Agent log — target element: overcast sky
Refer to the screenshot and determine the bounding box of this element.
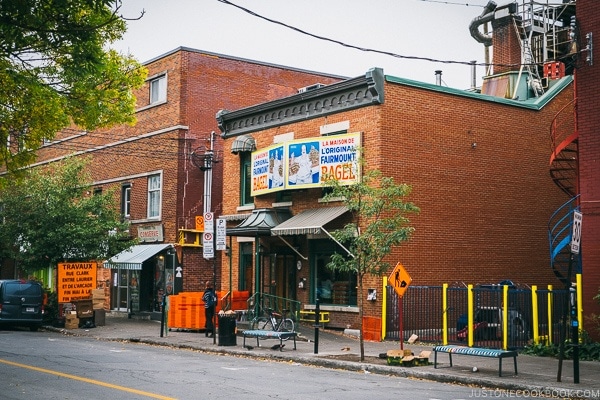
[112,0,498,89]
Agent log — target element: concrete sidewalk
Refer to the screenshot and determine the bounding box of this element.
[47,314,600,398]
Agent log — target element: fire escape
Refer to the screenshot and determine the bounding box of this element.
[520,0,583,285]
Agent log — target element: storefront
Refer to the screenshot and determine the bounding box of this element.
[103,244,178,315]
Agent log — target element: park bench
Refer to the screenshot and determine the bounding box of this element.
[242,330,297,351]
[433,345,518,377]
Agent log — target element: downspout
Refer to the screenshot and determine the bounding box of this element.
[469,0,497,47]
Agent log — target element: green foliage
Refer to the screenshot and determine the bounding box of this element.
[0,157,137,273]
[323,169,420,279]
[0,0,147,173]
[522,331,600,361]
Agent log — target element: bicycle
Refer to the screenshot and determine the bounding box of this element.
[250,307,295,337]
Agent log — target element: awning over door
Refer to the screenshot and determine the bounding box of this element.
[271,206,348,236]
[227,208,291,237]
[103,244,173,270]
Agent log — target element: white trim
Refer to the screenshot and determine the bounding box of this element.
[12,126,188,172]
[320,121,350,135]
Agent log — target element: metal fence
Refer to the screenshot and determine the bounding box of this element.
[385,283,574,350]
[246,292,301,322]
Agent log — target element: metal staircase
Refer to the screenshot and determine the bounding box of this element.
[548,90,580,285]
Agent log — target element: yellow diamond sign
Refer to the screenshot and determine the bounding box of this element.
[389,262,412,298]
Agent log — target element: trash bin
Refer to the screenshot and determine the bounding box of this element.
[218,314,237,346]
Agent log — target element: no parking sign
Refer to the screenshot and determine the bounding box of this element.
[571,211,583,254]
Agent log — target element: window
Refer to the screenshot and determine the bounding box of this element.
[312,241,357,306]
[121,184,131,219]
[150,75,167,104]
[147,174,161,219]
[240,153,253,206]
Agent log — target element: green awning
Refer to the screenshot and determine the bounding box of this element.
[103,244,173,270]
[271,206,348,236]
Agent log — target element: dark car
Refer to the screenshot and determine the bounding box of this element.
[0,280,45,331]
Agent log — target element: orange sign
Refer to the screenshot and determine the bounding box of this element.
[388,262,412,298]
[57,262,97,303]
[195,215,204,231]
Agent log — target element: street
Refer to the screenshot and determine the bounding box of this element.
[0,328,477,400]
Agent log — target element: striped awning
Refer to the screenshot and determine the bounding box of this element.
[231,135,256,154]
[103,244,173,270]
[227,208,291,237]
[271,206,348,236]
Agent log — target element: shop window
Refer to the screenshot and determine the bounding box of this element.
[312,242,356,306]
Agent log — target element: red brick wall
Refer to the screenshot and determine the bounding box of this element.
[492,15,522,75]
[575,0,600,338]
[380,83,572,288]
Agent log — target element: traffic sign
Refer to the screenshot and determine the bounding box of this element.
[195,215,204,231]
[388,262,412,298]
[571,211,583,254]
[204,212,214,233]
[216,218,226,250]
[203,232,214,259]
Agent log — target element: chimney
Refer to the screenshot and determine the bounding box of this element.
[491,7,522,75]
[435,70,442,86]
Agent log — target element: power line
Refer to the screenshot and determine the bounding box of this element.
[215,0,552,69]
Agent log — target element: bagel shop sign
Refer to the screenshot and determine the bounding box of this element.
[57,262,97,303]
[250,132,361,196]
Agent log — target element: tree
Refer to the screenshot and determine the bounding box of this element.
[0,0,147,173]
[0,157,136,274]
[324,169,419,361]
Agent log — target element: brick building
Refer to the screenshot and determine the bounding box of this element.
[216,4,578,330]
[22,47,343,316]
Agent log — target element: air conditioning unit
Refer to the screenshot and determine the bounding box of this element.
[297,83,326,93]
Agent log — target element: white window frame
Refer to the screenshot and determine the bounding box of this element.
[149,74,167,104]
[147,174,162,219]
[122,184,131,219]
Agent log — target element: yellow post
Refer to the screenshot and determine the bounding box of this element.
[382,276,388,341]
[547,285,553,344]
[467,284,474,347]
[532,285,539,343]
[577,273,583,336]
[443,283,448,345]
[502,285,509,350]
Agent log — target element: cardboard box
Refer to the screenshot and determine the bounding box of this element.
[75,300,94,317]
[65,317,79,329]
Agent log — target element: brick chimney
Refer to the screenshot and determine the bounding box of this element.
[491,13,522,75]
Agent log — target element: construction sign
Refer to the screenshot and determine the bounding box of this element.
[388,262,412,298]
[57,262,97,303]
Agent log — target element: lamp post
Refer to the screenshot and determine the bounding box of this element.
[192,131,220,344]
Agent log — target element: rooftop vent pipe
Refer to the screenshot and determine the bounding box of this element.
[469,0,497,47]
[435,70,442,86]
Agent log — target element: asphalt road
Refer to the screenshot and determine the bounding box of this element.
[0,328,482,400]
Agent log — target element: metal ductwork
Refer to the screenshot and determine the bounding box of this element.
[469,0,497,47]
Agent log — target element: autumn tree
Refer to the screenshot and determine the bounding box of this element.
[0,0,146,173]
[324,169,419,361]
[0,157,136,274]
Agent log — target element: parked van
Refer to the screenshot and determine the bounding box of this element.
[0,280,44,331]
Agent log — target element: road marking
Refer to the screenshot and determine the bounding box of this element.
[0,358,177,400]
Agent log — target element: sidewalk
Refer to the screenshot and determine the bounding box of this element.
[47,314,600,397]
